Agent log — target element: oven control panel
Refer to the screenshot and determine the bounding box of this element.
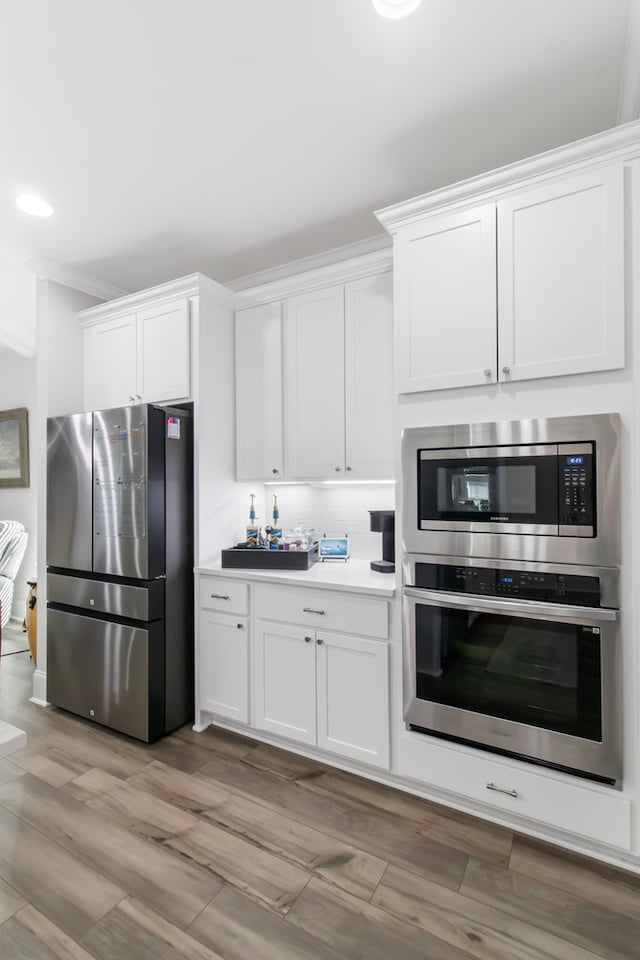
[559,448,595,530]
[415,562,601,606]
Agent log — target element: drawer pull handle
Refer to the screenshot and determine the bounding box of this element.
[486,782,518,799]
[210,594,230,601]
[303,607,325,615]
[304,636,312,643]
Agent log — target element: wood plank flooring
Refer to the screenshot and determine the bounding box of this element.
[1,622,639,959]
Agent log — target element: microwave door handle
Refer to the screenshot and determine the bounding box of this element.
[402,587,618,623]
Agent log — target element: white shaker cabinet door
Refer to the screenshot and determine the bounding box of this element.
[253,620,316,745]
[137,298,191,404]
[316,631,389,769]
[84,314,137,411]
[198,611,249,723]
[497,167,625,382]
[395,205,498,393]
[284,286,345,479]
[344,272,394,478]
[235,302,284,481]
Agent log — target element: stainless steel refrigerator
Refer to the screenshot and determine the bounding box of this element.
[46,404,193,742]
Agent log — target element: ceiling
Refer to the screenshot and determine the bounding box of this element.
[0,0,638,351]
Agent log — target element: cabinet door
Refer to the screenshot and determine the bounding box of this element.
[235,302,284,481]
[198,611,249,723]
[497,167,624,382]
[84,314,137,410]
[395,205,498,392]
[254,620,316,744]
[316,632,389,769]
[344,273,394,478]
[137,298,191,403]
[284,287,345,478]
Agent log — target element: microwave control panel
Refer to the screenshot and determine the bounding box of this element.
[414,562,601,606]
[559,446,595,531]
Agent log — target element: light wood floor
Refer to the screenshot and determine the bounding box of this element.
[0,622,639,959]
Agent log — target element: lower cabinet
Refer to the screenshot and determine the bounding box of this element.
[254,619,390,768]
[199,610,249,724]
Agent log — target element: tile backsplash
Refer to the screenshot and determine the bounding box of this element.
[262,483,395,560]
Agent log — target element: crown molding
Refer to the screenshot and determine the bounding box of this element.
[77,272,238,325]
[26,258,128,301]
[232,242,393,309]
[375,119,640,232]
[617,0,640,123]
[0,317,35,357]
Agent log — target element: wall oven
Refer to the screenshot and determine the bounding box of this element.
[402,414,620,567]
[403,555,621,785]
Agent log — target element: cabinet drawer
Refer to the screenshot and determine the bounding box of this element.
[397,732,631,850]
[199,577,248,615]
[253,584,388,639]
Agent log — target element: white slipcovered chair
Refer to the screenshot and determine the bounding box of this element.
[0,521,28,628]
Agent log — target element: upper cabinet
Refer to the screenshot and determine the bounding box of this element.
[82,296,191,410]
[384,164,625,394]
[235,301,284,481]
[235,266,394,482]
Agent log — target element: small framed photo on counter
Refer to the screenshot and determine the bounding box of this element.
[318,536,349,562]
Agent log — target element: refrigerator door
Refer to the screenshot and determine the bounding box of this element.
[47,608,164,741]
[47,413,93,571]
[93,405,165,579]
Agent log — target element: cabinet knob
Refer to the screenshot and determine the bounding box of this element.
[236,623,244,630]
[272,468,279,474]
[502,366,511,375]
[304,635,312,643]
[483,369,492,377]
[346,466,352,472]
[128,395,135,403]
[335,466,341,472]
[316,638,324,645]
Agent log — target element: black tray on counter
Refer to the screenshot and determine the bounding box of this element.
[221,543,319,570]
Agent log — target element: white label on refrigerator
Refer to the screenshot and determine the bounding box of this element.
[167,416,181,440]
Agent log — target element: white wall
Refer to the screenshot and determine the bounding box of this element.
[0,349,37,617]
[262,482,395,560]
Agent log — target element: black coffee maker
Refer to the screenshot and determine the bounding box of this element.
[369,510,395,573]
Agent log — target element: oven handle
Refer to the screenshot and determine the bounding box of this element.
[403,587,618,622]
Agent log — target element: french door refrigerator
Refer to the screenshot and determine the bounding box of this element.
[46,404,193,742]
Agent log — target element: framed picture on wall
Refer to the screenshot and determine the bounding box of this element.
[0,407,29,488]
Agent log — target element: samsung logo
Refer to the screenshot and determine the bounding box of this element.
[490,516,509,521]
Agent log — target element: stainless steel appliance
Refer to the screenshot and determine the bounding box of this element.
[46,404,193,742]
[401,414,622,785]
[401,414,620,567]
[402,555,621,784]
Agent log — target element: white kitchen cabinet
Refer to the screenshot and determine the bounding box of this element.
[136,299,191,404]
[199,610,249,724]
[253,620,317,744]
[316,630,389,768]
[391,166,625,393]
[345,273,394,477]
[253,619,389,767]
[235,302,284,481]
[83,297,190,410]
[497,167,624,382]
[282,274,394,479]
[84,314,138,410]
[394,206,498,393]
[284,286,346,478]
[252,582,390,768]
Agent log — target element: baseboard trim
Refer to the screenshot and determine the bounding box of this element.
[30,669,49,706]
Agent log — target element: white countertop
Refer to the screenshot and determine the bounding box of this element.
[196,558,397,598]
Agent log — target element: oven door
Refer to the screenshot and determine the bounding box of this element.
[418,444,560,535]
[403,587,620,783]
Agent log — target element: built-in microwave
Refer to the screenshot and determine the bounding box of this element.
[402,414,620,567]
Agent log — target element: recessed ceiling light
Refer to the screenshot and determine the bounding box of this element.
[372,0,422,18]
[16,194,53,217]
